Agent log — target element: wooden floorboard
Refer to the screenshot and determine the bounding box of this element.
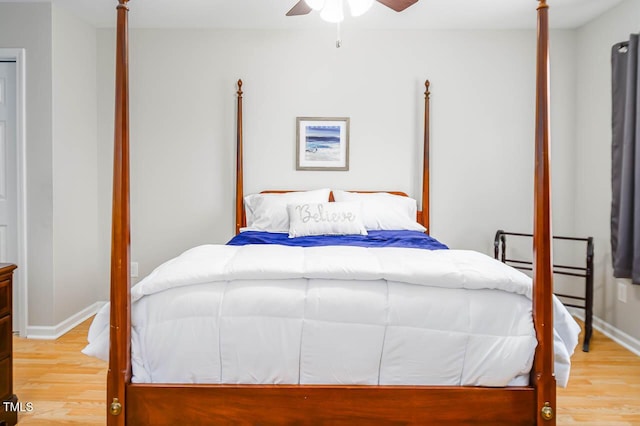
[11,318,640,425]
[13,318,106,425]
[556,321,640,425]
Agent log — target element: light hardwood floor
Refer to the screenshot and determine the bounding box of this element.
[10,318,640,425]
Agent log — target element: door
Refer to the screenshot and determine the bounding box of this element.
[0,62,18,330]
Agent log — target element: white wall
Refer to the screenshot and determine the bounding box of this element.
[52,5,101,325]
[0,3,102,333]
[0,3,54,327]
[96,27,577,285]
[575,0,640,342]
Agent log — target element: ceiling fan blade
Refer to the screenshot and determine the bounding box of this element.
[376,0,418,12]
[286,0,313,16]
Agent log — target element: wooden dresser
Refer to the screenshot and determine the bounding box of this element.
[0,264,17,426]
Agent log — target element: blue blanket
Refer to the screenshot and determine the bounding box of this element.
[227,230,448,250]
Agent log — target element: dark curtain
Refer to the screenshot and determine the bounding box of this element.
[611,34,640,285]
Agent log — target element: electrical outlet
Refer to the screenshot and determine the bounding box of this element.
[131,262,139,278]
[617,281,627,303]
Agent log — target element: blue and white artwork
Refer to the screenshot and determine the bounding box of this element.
[304,125,341,161]
[297,117,349,170]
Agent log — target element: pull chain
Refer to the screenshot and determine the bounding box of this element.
[336,22,342,48]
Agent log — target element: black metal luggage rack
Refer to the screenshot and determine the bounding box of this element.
[493,230,594,352]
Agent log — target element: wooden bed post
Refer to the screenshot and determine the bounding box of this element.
[107,1,131,425]
[235,79,244,235]
[532,0,556,424]
[423,80,430,233]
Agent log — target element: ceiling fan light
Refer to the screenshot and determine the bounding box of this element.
[347,0,373,17]
[320,0,344,23]
[305,0,325,11]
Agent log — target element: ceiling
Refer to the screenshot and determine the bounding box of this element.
[6,0,626,30]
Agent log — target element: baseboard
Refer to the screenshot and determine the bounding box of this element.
[568,307,640,357]
[26,301,107,340]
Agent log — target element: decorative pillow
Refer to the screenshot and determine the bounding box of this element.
[243,189,331,233]
[332,190,427,232]
[287,202,368,238]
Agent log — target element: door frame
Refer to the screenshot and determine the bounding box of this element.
[0,48,27,337]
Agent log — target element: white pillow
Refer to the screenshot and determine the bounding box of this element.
[287,202,368,238]
[332,190,426,232]
[243,189,331,233]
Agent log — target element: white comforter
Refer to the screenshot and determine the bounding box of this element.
[83,244,580,387]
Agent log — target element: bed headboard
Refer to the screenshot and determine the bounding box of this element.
[234,80,431,235]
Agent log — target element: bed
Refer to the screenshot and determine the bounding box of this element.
[97,0,572,424]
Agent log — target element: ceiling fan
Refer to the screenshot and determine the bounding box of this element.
[286,0,419,21]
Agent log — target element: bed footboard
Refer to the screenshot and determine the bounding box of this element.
[126,384,536,426]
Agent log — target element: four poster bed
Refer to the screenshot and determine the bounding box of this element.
[96,0,576,424]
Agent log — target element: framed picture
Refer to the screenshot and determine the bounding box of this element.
[296,117,349,171]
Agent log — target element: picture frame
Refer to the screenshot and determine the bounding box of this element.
[296,117,350,171]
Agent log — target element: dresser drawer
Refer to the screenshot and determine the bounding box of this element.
[0,280,9,319]
[0,316,9,361]
[0,356,10,401]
